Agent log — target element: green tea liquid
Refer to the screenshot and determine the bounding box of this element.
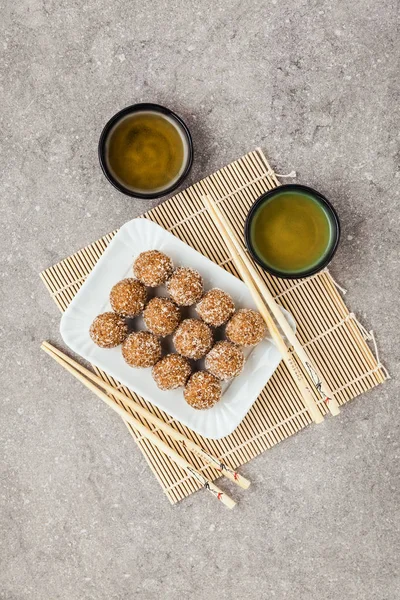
[249,190,333,274]
[106,112,186,193]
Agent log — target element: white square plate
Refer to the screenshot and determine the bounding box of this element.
[60,218,295,439]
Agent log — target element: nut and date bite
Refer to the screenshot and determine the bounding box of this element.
[167,267,203,306]
[152,354,192,390]
[205,341,245,380]
[89,312,128,348]
[184,371,222,410]
[173,318,213,360]
[143,297,181,337]
[196,288,235,327]
[122,331,162,368]
[110,278,147,317]
[226,308,266,347]
[133,250,173,287]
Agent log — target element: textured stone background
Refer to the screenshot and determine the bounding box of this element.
[1,1,399,598]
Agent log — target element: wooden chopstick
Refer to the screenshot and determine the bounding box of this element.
[41,341,249,490]
[202,195,324,424]
[41,343,237,509]
[203,196,340,416]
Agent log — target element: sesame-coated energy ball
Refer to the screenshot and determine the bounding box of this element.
[89,312,128,348]
[110,278,147,317]
[184,371,222,410]
[196,288,235,327]
[152,354,192,390]
[122,331,161,368]
[143,297,181,337]
[226,308,266,347]
[173,318,213,360]
[205,341,245,380]
[167,267,203,306]
[133,250,173,287]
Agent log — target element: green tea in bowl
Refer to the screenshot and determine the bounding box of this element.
[245,185,340,279]
[98,103,193,199]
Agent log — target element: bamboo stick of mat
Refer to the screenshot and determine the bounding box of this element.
[203,196,340,417]
[202,194,324,425]
[42,341,250,490]
[41,343,236,509]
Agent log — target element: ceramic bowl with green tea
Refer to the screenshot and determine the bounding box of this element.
[98,103,193,199]
[245,184,340,279]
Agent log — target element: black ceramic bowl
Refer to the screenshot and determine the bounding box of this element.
[245,184,340,279]
[98,103,193,199]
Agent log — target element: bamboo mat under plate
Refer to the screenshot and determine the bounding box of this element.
[40,149,389,504]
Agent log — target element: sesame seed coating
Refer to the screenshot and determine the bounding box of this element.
[184,371,222,410]
[89,312,128,348]
[196,288,235,327]
[173,318,213,360]
[133,250,173,287]
[167,267,203,306]
[122,331,162,368]
[110,278,147,317]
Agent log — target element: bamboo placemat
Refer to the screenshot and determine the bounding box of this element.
[40,149,389,504]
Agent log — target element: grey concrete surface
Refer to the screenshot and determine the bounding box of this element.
[1,0,399,598]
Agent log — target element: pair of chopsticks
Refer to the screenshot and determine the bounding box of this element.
[41,341,250,509]
[202,194,340,424]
